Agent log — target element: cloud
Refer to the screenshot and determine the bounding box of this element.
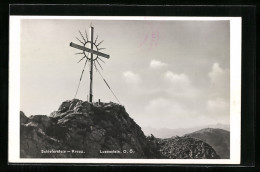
[142,97,202,128]
[209,63,226,83]
[208,62,229,98]
[206,63,230,122]
[164,71,190,85]
[207,98,229,110]
[163,71,201,100]
[122,71,141,84]
[145,98,184,115]
[207,97,229,121]
[150,59,168,69]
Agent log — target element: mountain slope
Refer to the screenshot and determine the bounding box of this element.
[147,135,220,159]
[185,128,230,159]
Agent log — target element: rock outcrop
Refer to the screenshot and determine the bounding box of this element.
[20,99,160,158]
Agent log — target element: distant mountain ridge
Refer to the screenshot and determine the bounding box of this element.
[142,123,230,138]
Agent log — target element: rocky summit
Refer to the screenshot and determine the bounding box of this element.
[20,99,220,159]
[20,99,160,158]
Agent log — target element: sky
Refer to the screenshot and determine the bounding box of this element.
[20,18,230,129]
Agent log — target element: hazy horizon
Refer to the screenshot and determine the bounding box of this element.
[20,18,230,129]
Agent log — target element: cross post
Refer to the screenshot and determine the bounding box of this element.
[89,26,94,102]
[70,26,110,103]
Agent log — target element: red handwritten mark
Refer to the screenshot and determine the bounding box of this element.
[148,30,160,50]
[140,30,159,51]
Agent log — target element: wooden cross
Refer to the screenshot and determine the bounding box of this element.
[70,26,110,103]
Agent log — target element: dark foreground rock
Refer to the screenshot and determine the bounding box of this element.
[20,99,160,158]
[147,135,220,159]
[20,99,220,159]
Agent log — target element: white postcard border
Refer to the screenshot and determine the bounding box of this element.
[9,16,241,164]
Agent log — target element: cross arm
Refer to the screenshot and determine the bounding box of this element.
[70,42,110,59]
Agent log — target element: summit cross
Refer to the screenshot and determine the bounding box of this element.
[70,26,110,102]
